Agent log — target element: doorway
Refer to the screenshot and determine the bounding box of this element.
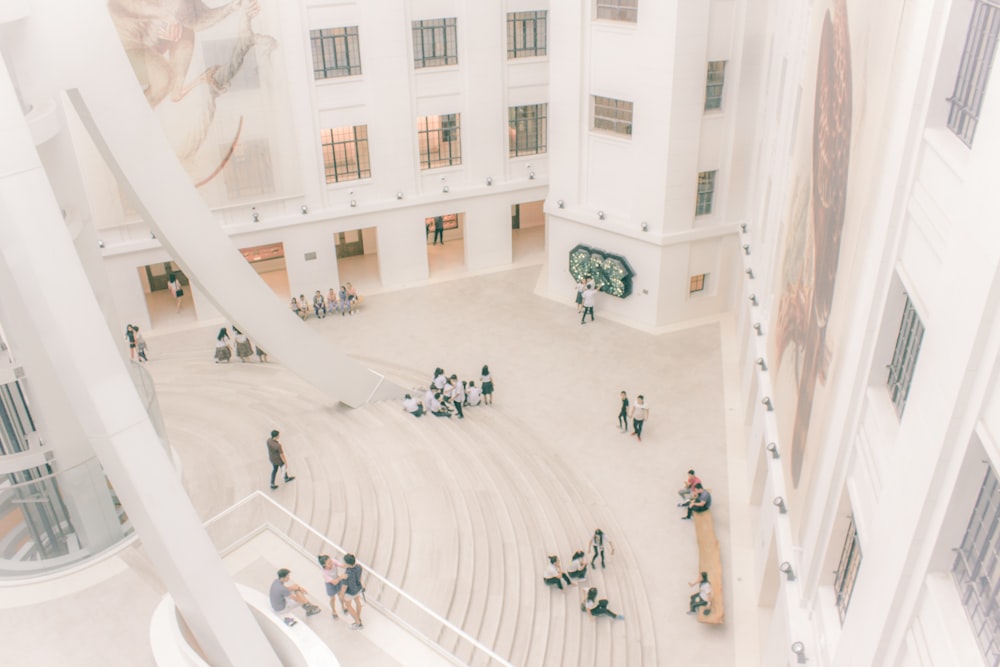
[142,261,193,329]
[424,213,466,278]
[335,227,380,293]
[240,242,289,299]
[512,200,545,264]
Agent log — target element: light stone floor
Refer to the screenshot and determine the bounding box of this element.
[0,241,759,666]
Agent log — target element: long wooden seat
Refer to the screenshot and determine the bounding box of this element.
[692,509,725,625]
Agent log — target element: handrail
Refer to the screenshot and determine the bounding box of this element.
[203,491,514,667]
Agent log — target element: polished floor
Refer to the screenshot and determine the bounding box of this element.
[0,246,757,666]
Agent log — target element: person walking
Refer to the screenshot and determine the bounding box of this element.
[342,553,365,629]
[480,365,494,405]
[575,278,585,313]
[266,430,296,490]
[125,324,137,361]
[580,283,597,324]
[617,390,630,432]
[134,326,149,362]
[214,328,232,363]
[630,395,649,442]
[233,326,253,362]
[167,273,184,312]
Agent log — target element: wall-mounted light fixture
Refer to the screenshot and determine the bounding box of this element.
[773,496,787,514]
[396,191,404,200]
[598,210,606,220]
[779,562,797,581]
[756,357,767,371]
[753,322,763,336]
[251,207,259,222]
[791,642,807,664]
[350,199,358,207]
[749,294,758,306]
[740,223,748,233]
[98,240,105,248]
[486,176,493,186]
[441,178,448,194]
[150,231,156,239]
[762,396,774,411]
[301,204,309,215]
[557,199,565,209]
[529,171,536,180]
[746,268,754,279]
[743,244,751,255]
[641,221,649,232]
[442,185,449,194]
[766,442,780,459]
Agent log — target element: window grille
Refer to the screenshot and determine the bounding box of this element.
[592,95,633,136]
[320,126,372,184]
[310,27,362,79]
[596,0,638,23]
[948,1,1000,146]
[886,294,924,418]
[507,11,547,58]
[417,114,462,169]
[834,516,862,624]
[689,274,707,293]
[695,170,717,216]
[705,61,727,111]
[953,465,1000,667]
[413,18,458,69]
[508,104,548,157]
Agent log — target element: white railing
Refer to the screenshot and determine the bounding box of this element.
[203,491,514,667]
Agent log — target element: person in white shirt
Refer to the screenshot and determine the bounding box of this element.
[466,381,482,406]
[429,393,451,418]
[581,587,624,620]
[448,374,465,419]
[580,282,597,324]
[688,571,712,616]
[402,394,424,418]
[567,550,588,582]
[630,395,650,442]
[542,555,572,590]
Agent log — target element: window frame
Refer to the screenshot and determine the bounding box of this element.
[417,114,462,170]
[595,0,639,23]
[320,125,372,184]
[591,95,634,137]
[507,11,547,59]
[689,274,707,294]
[947,0,1000,146]
[695,170,717,216]
[412,18,459,69]
[834,516,862,624]
[508,103,548,157]
[310,26,362,80]
[886,294,925,418]
[705,60,727,111]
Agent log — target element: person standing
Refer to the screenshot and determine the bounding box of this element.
[317,554,348,619]
[480,365,494,405]
[580,284,597,324]
[233,326,253,362]
[167,273,184,312]
[125,324,137,361]
[449,374,465,419]
[266,430,295,490]
[342,553,365,629]
[575,278,585,313]
[134,326,149,362]
[590,529,614,569]
[617,391,629,432]
[630,395,649,442]
[432,215,445,245]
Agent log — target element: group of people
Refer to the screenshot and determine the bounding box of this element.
[290,284,361,321]
[616,391,650,441]
[214,326,266,363]
[268,552,366,630]
[543,529,624,621]
[575,276,599,325]
[677,469,712,520]
[403,365,495,419]
[124,324,149,362]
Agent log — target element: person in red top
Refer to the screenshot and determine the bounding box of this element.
[677,470,701,504]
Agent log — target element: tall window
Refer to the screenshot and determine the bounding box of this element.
[689,274,707,294]
[509,104,548,157]
[695,170,717,216]
[417,114,462,169]
[320,126,371,184]
[834,517,862,624]
[595,0,638,23]
[705,61,727,110]
[948,1,1000,146]
[413,18,458,69]
[310,27,362,79]
[592,95,633,136]
[507,11,547,58]
[886,294,924,418]
[954,466,1000,666]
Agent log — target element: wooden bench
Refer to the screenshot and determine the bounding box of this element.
[692,509,725,625]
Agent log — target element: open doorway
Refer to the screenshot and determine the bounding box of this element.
[335,227,380,294]
[141,260,193,329]
[512,200,545,264]
[240,242,289,299]
[424,212,466,278]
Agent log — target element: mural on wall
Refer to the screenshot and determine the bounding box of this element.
[107,0,298,206]
[568,244,635,299]
[772,0,853,488]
